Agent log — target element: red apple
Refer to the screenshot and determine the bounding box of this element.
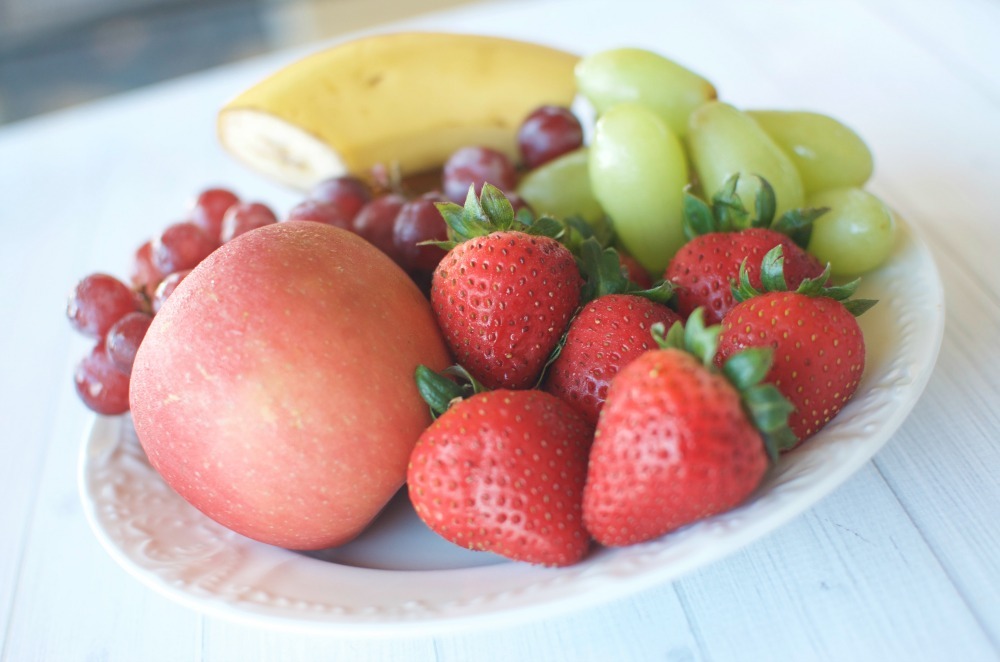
[129,221,451,550]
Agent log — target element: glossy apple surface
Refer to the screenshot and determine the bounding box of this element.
[130,221,451,550]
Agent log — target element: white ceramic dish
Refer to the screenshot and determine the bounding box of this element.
[79,217,944,636]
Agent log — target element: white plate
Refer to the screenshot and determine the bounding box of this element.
[79,216,944,636]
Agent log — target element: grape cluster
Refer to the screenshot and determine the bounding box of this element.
[279,103,587,288]
[282,175,441,290]
[441,104,584,205]
[572,47,894,279]
[67,189,279,414]
[66,103,589,415]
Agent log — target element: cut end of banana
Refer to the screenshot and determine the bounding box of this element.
[217,32,580,190]
[218,109,348,190]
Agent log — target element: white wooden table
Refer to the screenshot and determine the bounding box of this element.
[2,0,998,659]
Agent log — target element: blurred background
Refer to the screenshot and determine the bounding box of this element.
[0,0,482,125]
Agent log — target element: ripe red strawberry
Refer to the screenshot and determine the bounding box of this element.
[665,175,825,324]
[583,309,794,547]
[430,185,582,390]
[716,246,875,444]
[667,227,823,324]
[408,371,594,566]
[545,294,681,425]
[544,240,681,425]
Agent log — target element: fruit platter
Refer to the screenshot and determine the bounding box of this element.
[72,31,944,633]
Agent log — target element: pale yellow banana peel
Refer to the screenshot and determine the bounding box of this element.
[218,32,580,190]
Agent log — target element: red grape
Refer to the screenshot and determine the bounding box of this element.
[309,175,372,220]
[67,273,143,338]
[517,105,584,169]
[130,240,164,296]
[106,311,153,375]
[74,339,131,415]
[392,194,449,273]
[441,146,518,203]
[152,221,218,274]
[220,202,277,242]
[354,193,406,261]
[285,199,354,230]
[191,187,240,241]
[152,269,191,313]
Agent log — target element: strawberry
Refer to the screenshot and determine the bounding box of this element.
[665,175,826,324]
[716,245,876,444]
[429,185,582,390]
[544,293,680,425]
[545,240,681,425]
[408,366,594,566]
[583,309,795,547]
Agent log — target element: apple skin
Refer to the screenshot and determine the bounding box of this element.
[129,221,451,550]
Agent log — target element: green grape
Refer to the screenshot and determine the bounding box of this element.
[516,148,604,224]
[575,47,716,137]
[748,110,874,193]
[589,102,689,273]
[687,101,805,218]
[807,187,896,276]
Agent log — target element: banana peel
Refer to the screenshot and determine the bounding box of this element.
[218,32,580,190]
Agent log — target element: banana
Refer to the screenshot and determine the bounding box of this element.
[217,32,580,190]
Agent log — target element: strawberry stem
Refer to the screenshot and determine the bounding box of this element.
[650,308,797,460]
[651,317,681,350]
[721,347,772,389]
[685,308,721,366]
[683,174,827,248]
[562,215,616,252]
[479,184,516,229]
[741,383,798,459]
[771,206,827,247]
[713,174,749,232]
[753,177,777,228]
[733,245,878,316]
[721,346,796,457]
[433,184,566,249]
[650,308,719,367]
[414,364,488,418]
[578,237,674,303]
[682,187,716,239]
[442,364,488,392]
